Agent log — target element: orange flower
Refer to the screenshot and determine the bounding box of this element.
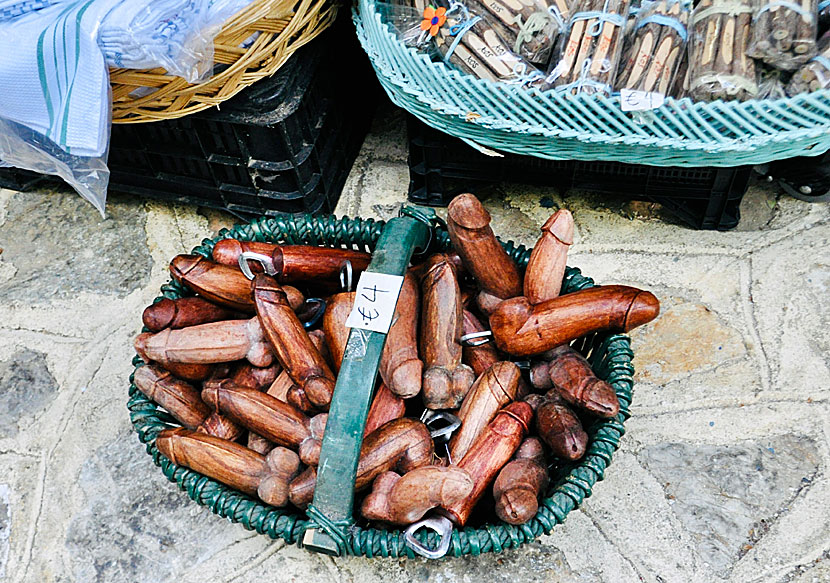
[420,6,447,37]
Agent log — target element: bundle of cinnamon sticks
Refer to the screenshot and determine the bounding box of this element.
[688,0,758,101]
[544,0,632,94]
[748,0,818,70]
[786,38,830,92]
[429,0,546,84]
[468,0,570,63]
[134,195,660,530]
[616,0,690,93]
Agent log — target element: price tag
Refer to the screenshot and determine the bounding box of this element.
[345,272,405,334]
[620,89,665,112]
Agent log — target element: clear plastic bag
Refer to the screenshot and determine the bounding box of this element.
[544,0,632,95]
[668,36,689,96]
[0,0,253,214]
[615,0,689,95]
[101,0,253,83]
[688,0,758,101]
[748,0,817,71]
[756,66,789,98]
[0,114,110,215]
[786,35,830,93]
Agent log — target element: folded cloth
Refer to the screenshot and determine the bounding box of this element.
[0,0,253,158]
[0,0,115,157]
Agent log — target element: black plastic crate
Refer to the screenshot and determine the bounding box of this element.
[0,22,379,217]
[407,116,754,230]
[766,150,830,202]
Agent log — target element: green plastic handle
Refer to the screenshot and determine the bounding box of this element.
[302,207,434,556]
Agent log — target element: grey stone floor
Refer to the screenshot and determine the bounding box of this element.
[0,104,828,583]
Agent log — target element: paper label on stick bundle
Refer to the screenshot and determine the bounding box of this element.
[620,88,666,110]
[346,272,405,334]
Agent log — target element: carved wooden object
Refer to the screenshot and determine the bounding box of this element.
[524,209,573,303]
[420,254,476,409]
[364,382,406,436]
[380,271,423,399]
[461,310,530,399]
[202,381,326,465]
[288,418,433,507]
[536,390,588,460]
[133,364,212,429]
[142,297,239,332]
[447,193,522,314]
[322,292,355,371]
[253,273,336,411]
[170,255,256,312]
[545,344,620,417]
[156,428,300,506]
[442,401,532,526]
[361,466,474,525]
[448,361,521,461]
[160,361,215,382]
[134,318,274,367]
[228,362,282,391]
[212,240,371,285]
[489,284,660,356]
[493,437,549,525]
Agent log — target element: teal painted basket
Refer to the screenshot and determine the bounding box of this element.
[127,214,635,557]
[353,0,830,167]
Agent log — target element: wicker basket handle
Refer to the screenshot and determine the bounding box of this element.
[301,207,436,556]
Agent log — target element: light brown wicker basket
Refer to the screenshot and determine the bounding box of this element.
[110,0,337,123]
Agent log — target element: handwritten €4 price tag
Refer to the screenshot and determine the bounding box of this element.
[345,272,405,334]
[620,89,665,112]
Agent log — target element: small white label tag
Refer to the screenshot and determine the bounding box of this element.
[345,272,405,334]
[620,89,665,112]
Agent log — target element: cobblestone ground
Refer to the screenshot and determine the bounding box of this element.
[0,104,828,583]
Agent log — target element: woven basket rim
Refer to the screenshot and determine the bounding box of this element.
[127,213,634,558]
[352,0,830,164]
[110,0,337,123]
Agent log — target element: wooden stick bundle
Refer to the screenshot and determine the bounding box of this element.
[467,0,570,63]
[786,42,830,93]
[435,6,545,84]
[616,0,690,93]
[748,0,818,70]
[688,0,758,101]
[545,0,631,94]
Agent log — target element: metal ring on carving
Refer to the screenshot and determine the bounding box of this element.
[339,260,353,292]
[420,410,462,443]
[460,330,493,347]
[404,515,453,559]
[238,251,278,280]
[298,298,326,330]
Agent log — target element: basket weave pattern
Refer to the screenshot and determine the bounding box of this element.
[127,214,635,557]
[353,0,830,167]
[110,0,337,123]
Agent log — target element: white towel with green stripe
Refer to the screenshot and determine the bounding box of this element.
[0,0,113,157]
[0,0,252,157]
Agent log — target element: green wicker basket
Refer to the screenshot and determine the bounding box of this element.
[353,0,830,167]
[127,213,635,557]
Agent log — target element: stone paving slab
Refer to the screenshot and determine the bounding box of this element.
[0,104,828,583]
